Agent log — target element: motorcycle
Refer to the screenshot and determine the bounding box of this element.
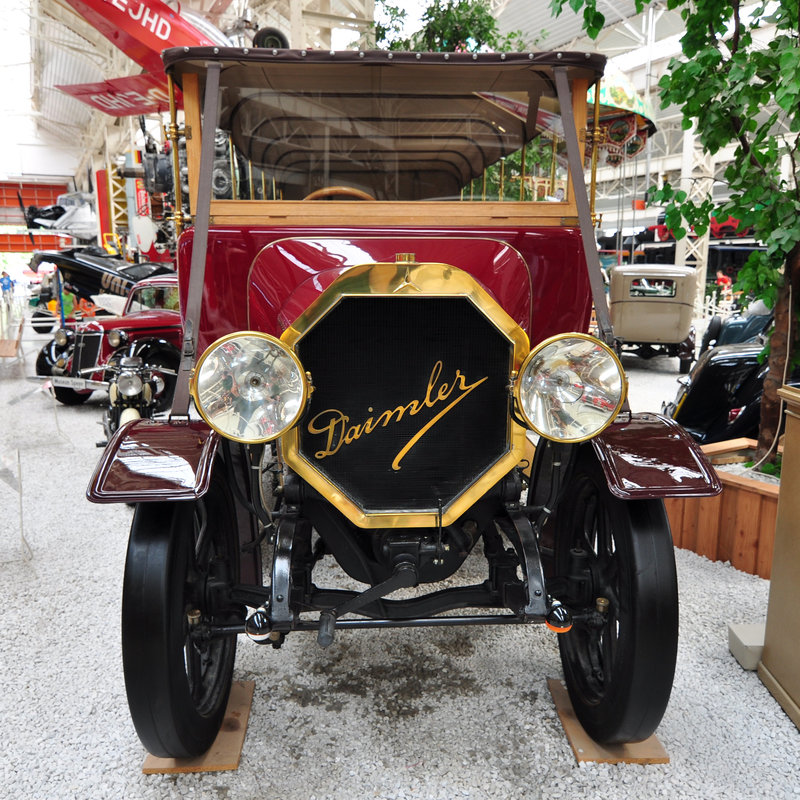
[100,344,178,443]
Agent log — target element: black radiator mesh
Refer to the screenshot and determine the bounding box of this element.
[73,332,103,375]
[295,296,512,513]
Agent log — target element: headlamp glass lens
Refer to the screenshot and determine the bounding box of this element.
[517,335,625,442]
[108,329,126,348]
[194,333,306,442]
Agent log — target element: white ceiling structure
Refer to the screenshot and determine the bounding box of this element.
[1,0,386,185]
[498,0,692,231]
[1,0,695,238]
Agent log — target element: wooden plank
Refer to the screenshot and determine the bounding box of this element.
[680,493,700,553]
[208,199,577,228]
[717,482,739,564]
[731,488,762,575]
[142,680,255,774]
[694,490,723,561]
[663,497,686,548]
[755,496,777,579]
[701,438,758,457]
[719,470,780,500]
[547,679,669,764]
[182,73,201,217]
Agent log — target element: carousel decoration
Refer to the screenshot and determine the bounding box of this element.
[587,64,656,167]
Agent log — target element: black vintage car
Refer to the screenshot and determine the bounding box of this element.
[87,47,720,760]
[29,246,173,333]
[699,299,773,354]
[664,340,800,443]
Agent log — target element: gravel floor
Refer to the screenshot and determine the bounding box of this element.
[1,320,798,800]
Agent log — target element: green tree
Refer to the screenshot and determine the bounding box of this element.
[552,0,800,463]
[371,0,527,52]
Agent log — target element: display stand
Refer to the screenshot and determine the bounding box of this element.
[142,680,255,774]
[547,679,669,764]
[0,319,23,360]
[757,386,800,730]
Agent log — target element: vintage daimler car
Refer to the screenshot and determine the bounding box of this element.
[38,274,181,407]
[87,47,721,759]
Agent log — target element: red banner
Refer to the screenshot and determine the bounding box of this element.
[56,73,180,116]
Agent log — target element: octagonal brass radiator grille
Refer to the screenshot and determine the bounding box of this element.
[293,295,514,516]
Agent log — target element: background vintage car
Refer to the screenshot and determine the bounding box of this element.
[665,339,800,443]
[699,298,773,354]
[609,263,697,373]
[28,246,173,333]
[36,274,182,406]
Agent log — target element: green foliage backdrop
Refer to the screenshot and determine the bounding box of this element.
[552,0,800,460]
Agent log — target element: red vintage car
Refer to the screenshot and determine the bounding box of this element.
[86,47,721,759]
[38,274,181,406]
[651,212,752,242]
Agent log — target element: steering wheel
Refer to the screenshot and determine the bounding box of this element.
[303,186,375,201]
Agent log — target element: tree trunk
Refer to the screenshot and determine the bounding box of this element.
[755,243,800,462]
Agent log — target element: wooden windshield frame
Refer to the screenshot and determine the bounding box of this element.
[167,48,603,227]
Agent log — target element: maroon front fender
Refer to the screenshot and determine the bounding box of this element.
[87,419,220,503]
[592,412,722,500]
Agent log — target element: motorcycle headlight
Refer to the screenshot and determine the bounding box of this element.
[107,329,128,348]
[117,371,144,397]
[54,328,70,346]
[191,332,308,443]
[515,333,626,442]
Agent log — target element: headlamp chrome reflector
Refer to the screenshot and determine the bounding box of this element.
[117,371,144,397]
[54,328,70,346]
[191,332,308,443]
[515,333,626,442]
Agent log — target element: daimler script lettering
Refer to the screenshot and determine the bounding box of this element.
[307,361,487,471]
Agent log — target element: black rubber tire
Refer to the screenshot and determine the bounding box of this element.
[53,385,92,405]
[31,309,55,334]
[553,449,678,744]
[679,357,692,374]
[700,316,722,354]
[35,348,54,376]
[122,473,241,758]
[253,26,289,48]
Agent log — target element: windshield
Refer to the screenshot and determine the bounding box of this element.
[167,50,605,204]
[126,285,180,313]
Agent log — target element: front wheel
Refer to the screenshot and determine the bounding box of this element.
[53,385,92,405]
[700,316,722,354]
[121,472,242,757]
[552,449,678,744]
